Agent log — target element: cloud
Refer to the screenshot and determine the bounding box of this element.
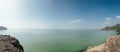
[116,16,120,19]
[105,17,112,21]
[68,19,83,24]
[58,19,84,29]
[104,21,110,25]
[103,16,120,27]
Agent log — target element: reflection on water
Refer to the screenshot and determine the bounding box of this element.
[0,29,117,52]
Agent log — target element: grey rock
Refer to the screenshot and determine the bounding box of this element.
[0,35,24,52]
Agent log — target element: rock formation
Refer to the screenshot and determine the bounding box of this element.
[0,35,24,52]
[0,26,7,30]
[85,35,120,52]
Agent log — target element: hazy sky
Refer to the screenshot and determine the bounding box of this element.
[1,0,120,29]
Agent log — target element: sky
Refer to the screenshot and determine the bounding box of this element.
[0,0,120,29]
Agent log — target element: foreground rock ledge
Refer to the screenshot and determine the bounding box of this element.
[0,35,24,52]
[85,35,120,52]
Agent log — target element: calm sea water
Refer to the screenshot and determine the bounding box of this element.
[0,29,117,52]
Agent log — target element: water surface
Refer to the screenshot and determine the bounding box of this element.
[0,29,117,52]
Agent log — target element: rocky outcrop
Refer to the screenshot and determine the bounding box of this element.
[85,35,120,52]
[0,35,24,52]
[0,26,7,30]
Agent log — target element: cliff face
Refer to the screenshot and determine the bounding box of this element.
[0,35,24,52]
[85,35,120,52]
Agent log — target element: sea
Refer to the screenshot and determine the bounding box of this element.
[0,29,117,52]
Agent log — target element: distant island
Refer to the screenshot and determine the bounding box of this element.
[101,23,120,31]
[0,26,7,30]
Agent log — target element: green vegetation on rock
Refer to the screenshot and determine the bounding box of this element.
[102,23,120,31]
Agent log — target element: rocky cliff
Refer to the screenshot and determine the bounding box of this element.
[0,35,24,52]
[85,35,120,52]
